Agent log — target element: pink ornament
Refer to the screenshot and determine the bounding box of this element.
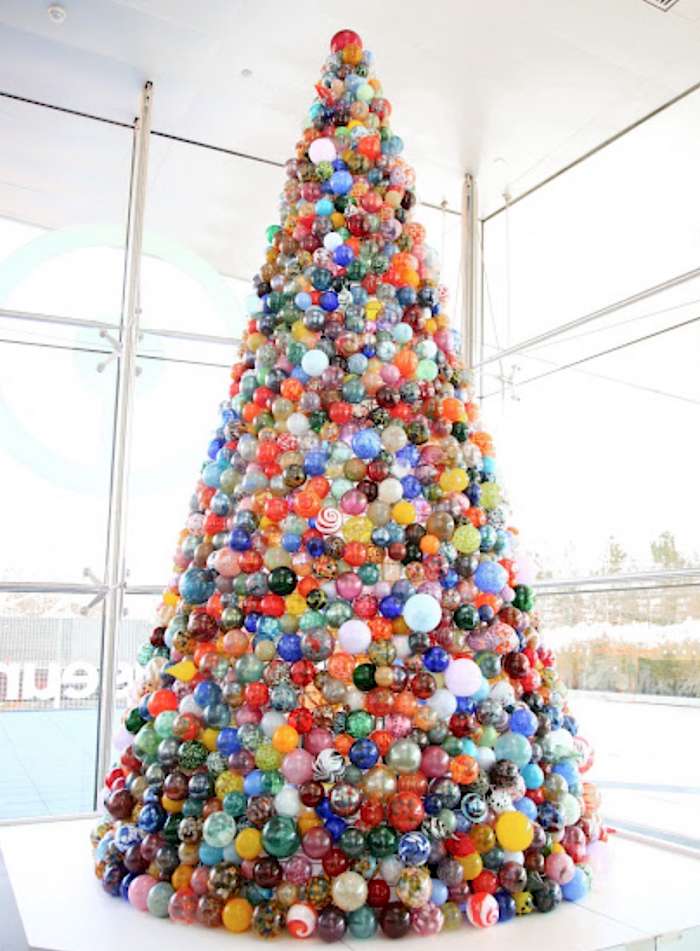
[444,658,482,697]
[410,902,444,936]
[190,865,211,895]
[380,364,401,385]
[385,713,412,737]
[212,548,240,577]
[284,854,313,885]
[420,745,450,778]
[304,727,334,756]
[281,748,314,784]
[340,489,367,515]
[237,705,262,725]
[302,826,332,859]
[545,851,575,885]
[338,619,371,654]
[127,874,156,911]
[336,572,363,600]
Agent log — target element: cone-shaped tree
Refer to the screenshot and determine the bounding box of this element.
[92,29,603,939]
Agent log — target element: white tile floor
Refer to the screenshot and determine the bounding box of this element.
[1,819,699,951]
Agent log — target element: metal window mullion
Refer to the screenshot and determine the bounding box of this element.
[460,173,479,370]
[94,82,153,802]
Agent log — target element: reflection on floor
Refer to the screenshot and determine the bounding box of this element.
[0,708,96,819]
[2,692,699,847]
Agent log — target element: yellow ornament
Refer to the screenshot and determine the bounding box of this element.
[166,659,196,682]
[453,524,481,554]
[458,851,483,880]
[439,468,469,493]
[342,515,373,543]
[215,770,244,799]
[200,728,220,752]
[223,897,253,933]
[495,811,534,852]
[235,827,262,861]
[391,501,416,525]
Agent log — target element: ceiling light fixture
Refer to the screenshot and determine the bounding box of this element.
[47,3,67,23]
[241,68,253,79]
[642,0,680,10]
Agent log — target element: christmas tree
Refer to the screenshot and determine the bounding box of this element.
[91,29,603,939]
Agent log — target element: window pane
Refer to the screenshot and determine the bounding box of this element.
[481,88,700,354]
[125,341,232,584]
[0,99,131,323]
[537,585,700,847]
[141,136,277,339]
[0,593,103,819]
[480,324,700,579]
[0,338,117,583]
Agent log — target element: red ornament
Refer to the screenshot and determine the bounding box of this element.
[330,29,363,53]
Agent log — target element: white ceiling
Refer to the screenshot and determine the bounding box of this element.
[1,0,700,280]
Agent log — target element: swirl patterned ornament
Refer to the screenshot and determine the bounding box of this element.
[89,26,604,942]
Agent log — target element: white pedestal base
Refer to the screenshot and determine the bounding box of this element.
[1,818,699,951]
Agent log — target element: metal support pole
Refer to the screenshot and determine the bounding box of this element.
[94,82,153,798]
[460,173,479,370]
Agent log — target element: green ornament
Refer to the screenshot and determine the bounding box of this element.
[147,881,173,917]
[476,651,501,678]
[223,791,247,817]
[353,663,376,692]
[340,827,366,858]
[162,813,183,845]
[454,604,479,630]
[357,563,380,585]
[513,584,535,612]
[182,798,203,818]
[366,824,398,858]
[124,707,145,734]
[178,740,209,770]
[261,816,300,858]
[347,906,377,939]
[346,710,375,739]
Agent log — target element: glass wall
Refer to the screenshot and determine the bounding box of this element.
[480,89,700,847]
[0,98,131,818]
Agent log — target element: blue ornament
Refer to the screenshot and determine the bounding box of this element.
[403,593,441,633]
[194,680,222,708]
[397,831,431,866]
[521,763,545,790]
[352,428,382,460]
[277,633,303,662]
[562,868,589,902]
[198,844,224,866]
[329,169,353,194]
[216,727,240,757]
[514,796,538,820]
[423,646,449,673]
[509,706,538,736]
[349,738,379,770]
[334,245,354,266]
[179,567,215,604]
[137,803,166,833]
[474,560,508,594]
[244,770,265,797]
[431,879,448,905]
[494,890,516,921]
